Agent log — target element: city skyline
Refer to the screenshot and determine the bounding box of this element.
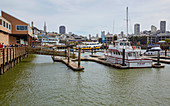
[0,0,170,36]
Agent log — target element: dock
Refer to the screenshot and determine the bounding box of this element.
[0,47,28,75]
[52,56,84,71]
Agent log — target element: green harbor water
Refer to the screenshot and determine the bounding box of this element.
[0,54,170,105]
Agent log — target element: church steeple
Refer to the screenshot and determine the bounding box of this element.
[44,21,47,33]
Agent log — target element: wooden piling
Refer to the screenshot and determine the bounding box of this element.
[165,49,167,56]
[157,50,160,65]
[68,47,70,64]
[73,48,75,59]
[78,48,81,68]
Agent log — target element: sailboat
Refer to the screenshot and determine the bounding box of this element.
[104,7,152,68]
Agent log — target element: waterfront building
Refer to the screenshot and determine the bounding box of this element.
[151,25,157,34]
[59,26,66,34]
[147,33,170,44]
[134,24,140,36]
[0,11,33,46]
[160,21,166,33]
[101,31,105,37]
[105,32,113,44]
[0,16,12,45]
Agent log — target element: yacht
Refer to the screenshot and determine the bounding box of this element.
[104,38,153,68]
[144,44,162,56]
[104,7,152,68]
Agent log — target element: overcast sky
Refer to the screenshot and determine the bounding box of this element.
[1,0,170,36]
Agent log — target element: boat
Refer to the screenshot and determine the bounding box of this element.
[104,7,152,68]
[144,44,162,56]
[76,42,102,50]
[104,38,153,68]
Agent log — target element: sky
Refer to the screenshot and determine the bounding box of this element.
[1,0,170,36]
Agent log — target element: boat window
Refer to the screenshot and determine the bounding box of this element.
[127,43,129,46]
[128,53,132,57]
[120,43,123,46]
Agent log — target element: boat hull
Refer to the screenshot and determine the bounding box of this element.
[105,55,152,68]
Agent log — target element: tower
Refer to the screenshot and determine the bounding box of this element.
[134,24,140,36]
[160,21,166,33]
[44,21,47,33]
[59,26,66,34]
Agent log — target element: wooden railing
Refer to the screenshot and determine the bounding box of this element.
[0,47,26,65]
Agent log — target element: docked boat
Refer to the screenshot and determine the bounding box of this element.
[104,7,152,68]
[104,38,153,68]
[144,44,162,56]
[76,42,102,50]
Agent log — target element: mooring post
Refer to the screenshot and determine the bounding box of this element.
[122,48,126,66]
[65,49,67,59]
[157,50,160,65]
[91,48,93,55]
[165,49,167,57]
[78,48,81,68]
[68,47,70,64]
[73,48,75,59]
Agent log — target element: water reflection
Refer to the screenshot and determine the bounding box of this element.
[0,55,170,105]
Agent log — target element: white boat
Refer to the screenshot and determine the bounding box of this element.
[104,7,152,69]
[104,38,153,68]
[144,44,163,56]
[76,42,102,50]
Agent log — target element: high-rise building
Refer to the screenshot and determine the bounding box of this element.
[44,22,47,32]
[160,21,166,33]
[59,26,66,34]
[151,25,157,33]
[134,24,140,35]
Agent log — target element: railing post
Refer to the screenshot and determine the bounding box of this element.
[7,48,8,63]
[10,48,11,61]
[3,48,5,73]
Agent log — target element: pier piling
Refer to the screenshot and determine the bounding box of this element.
[68,47,70,64]
[78,48,81,68]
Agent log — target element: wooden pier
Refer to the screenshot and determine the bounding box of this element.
[0,47,27,75]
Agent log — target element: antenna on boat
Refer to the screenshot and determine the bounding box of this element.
[126,7,128,38]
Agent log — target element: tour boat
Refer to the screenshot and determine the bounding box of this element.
[76,42,102,50]
[104,38,153,68]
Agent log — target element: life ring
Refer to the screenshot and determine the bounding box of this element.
[132,46,136,50]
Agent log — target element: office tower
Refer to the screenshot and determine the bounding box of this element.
[59,26,66,34]
[151,25,157,33]
[134,24,140,35]
[160,21,166,33]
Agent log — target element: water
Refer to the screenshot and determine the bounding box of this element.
[0,54,170,105]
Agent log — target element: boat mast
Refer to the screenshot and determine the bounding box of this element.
[126,7,128,38]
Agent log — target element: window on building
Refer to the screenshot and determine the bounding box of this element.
[3,21,6,27]
[9,25,11,29]
[0,19,2,25]
[16,25,28,31]
[6,23,8,28]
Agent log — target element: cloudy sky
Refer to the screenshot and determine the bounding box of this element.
[0,0,170,36]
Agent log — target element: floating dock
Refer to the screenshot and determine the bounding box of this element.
[52,56,84,71]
